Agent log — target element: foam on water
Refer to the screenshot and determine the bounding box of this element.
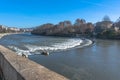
[8,46,32,57]
[8,39,93,56]
[25,39,83,52]
[77,39,93,48]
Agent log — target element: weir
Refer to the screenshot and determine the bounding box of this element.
[0,45,68,80]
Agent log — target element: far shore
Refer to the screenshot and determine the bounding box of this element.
[0,33,21,39]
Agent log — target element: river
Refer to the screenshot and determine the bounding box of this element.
[0,33,120,80]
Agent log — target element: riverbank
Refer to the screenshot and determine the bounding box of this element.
[0,33,16,39]
[0,33,23,39]
[0,33,9,39]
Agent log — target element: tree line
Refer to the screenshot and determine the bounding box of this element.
[32,16,120,39]
[31,18,94,37]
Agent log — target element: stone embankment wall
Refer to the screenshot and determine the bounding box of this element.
[0,45,68,80]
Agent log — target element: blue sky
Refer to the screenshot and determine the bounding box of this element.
[0,0,120,28]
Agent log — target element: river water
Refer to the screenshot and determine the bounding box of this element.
[0,33,120,80]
